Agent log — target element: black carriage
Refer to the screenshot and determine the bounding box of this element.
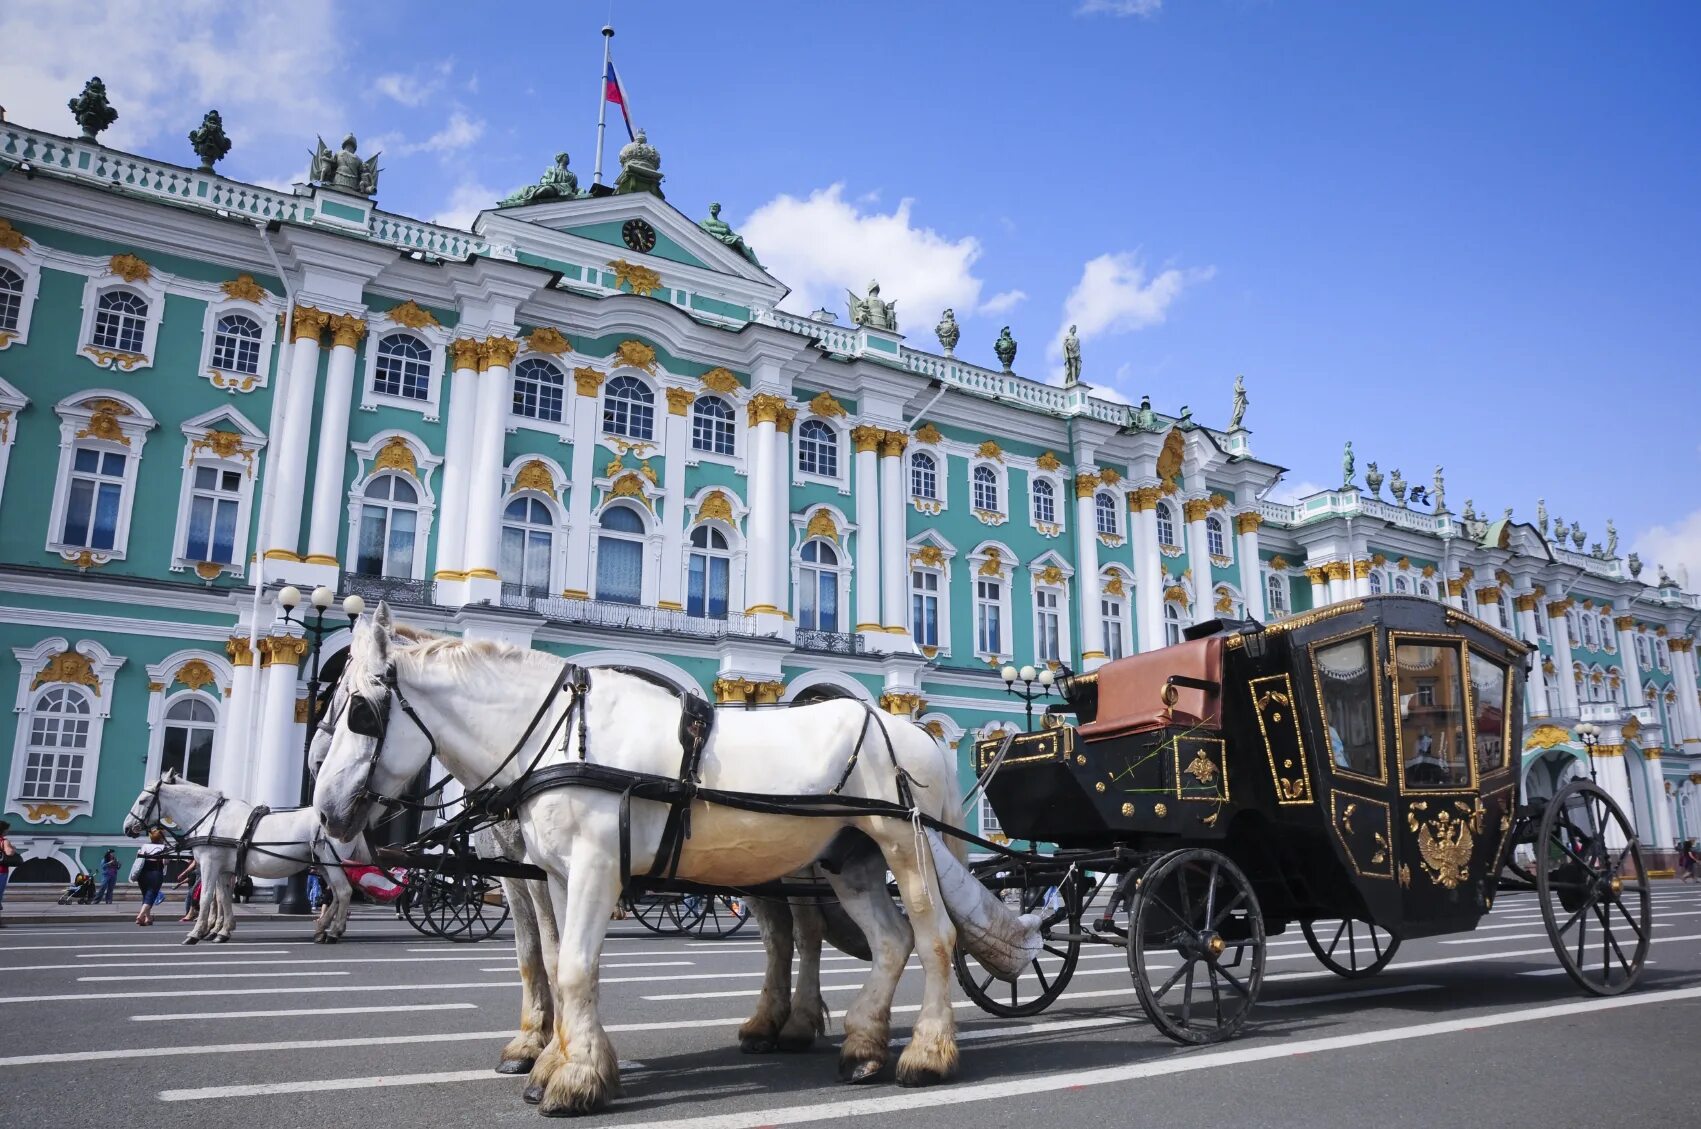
[960,595,1651,1043]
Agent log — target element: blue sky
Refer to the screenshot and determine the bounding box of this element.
[6,1,1699,574]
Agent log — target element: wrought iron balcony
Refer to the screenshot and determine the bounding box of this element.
[341,572,433,607]
[794,629,866,655]
[506,590,758,640]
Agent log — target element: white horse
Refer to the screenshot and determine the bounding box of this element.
[123,771,362,944]
[315,605,971,1116]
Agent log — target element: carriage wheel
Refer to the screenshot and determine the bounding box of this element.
[446,880,510,943]
[1534,779,1651,996]
[401,870,437,937]
[1129,848,1265,1045]
[631,893,706,935]
[688,895,751,939]
[1301,918,1400,978]
[422,871,499,941]
[953,869,1083,1018]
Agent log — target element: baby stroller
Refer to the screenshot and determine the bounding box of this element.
[58,872,97,905]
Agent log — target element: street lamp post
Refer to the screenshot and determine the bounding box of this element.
[1001,663,1055,732]
[1577,721,1600,783]
[274,584,365,915]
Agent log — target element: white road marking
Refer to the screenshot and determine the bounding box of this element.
[132,1002,480,1022]
[10,955,694,973]
[0,979,520,1005]
[79,971,351,982]
[1259,983,1441,1008]
[77,949,293,958]
[625,986,1701,1129]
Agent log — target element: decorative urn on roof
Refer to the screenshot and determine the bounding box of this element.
[993,326,1018,372]
[614,128,664,198]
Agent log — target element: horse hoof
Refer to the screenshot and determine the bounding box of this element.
[896,1063,953,1089]
[497,1059,534,1075]
[840,1059,884,1084]
[522,1083,544,1105]
[182,936,199,946]
[739,1036,776,1055]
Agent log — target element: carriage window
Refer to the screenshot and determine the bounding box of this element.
[1314,635,1381,780]
[1394,640,1470,789]
[1469,653,1508,775]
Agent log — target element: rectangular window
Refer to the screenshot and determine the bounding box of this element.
[1469,652,1509,776]
[976,579,1003,655]
[1036,588,1061,662]
[61,447,127,550]
[595,537,644,605]
[911,571,939,648]
[1394,638,1471,789]
[357,506,417,578]
[978,793,1003,839]
[501,527,552,592]
[184,465,242,564]
[1102,598,1125,660]
[1314,632,1383,781]
[687,554,730,619]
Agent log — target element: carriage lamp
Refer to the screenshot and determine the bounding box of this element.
[1002,663,1055,731]
[1238,619,1269,661]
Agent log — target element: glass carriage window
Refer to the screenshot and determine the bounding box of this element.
[1095,492,1117,536]
[161,696,217,787]
[1266,572,1287,616]
[1206,515,1227,558]
[687,525,730,620]
[355,474,419,578]
[798,540,840,632]
[910,451,938,500]
[62,447,127,550]
[501,496,554,593]
[210,313,263,375]
[602,374,655,440]
[691,396,735,455]
[797,419,838,478]
[512,359,565,423]
[1314,634,1382,780]
[0,264,23,331]
[972,465,1000,513]
[1469,652,1509,776]
[91,289,148,352]
[1032,479,1056,525]
[1394,639,1470,789]
[1156,502,1177,548]
[184,465,242,564]
[976,579,1002,654]
[373,333,432,400]
[911,569,939,647]
[595,505,646,605]
[1035,587,1061,661]
[1102,597,1125,660]
[21,686,91,801]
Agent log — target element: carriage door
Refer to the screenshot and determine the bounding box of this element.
[1386,633,1485,925]
[1313,629,1398,915]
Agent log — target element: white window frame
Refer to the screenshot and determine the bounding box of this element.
[77,271,166,371]
[1369,569,1385,596]
[0,376,30,521]
[7,637,124,825]
[360,323,450,422]
[171,408,266,581]
[1635,634,1651,671]
[906,536,956,656]
[910,450,941,504]
[1205,514,1231,563]
[590,499,662,606]
[1265,570,1288,616]
[689,394,739,458]
[793,416,848,490]
[792,534,850,633]
[196,294,280,394]
[1156,501,1181,554]
[1163,601,1186,647]
[1028,472,1064,538]
[683,518,746,620]
[1099,567,1134,661]
[909,435,947,513]
[1599,615,1616,654]
[970,459,1008,525]
[142,649,234,788]
[968,543,1015,662]
[509,355,571,433]
[1656,638,1670,671]
[1094,490,1122,540]
[47,390,157,567]
[0,242,45,351]
[1028,555,1075,665]
[500,491,565,596]
[601,370,660,445]
[344,431,441,582]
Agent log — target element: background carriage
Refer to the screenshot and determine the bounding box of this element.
[958,595,1652,1042]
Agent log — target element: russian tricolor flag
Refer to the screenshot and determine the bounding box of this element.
[604,60,634,141]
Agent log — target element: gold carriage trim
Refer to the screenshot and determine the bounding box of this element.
[1174,736,1229,803]
[1330,789,1395,880]
[1249,673,1312,804]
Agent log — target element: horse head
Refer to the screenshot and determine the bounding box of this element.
[123,768,179,837]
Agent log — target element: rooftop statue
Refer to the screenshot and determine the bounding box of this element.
[1605,519,1618,557]
[1341,441,1355,488]
[1628,552,1643,579]
[310,133,380,196]
[188,110,231,172]
[1229,374,1248,430]
[502,152,580,206]
[1390,467,1407,505]
[1176,404,1196,429]
[1432,465,1446,513]
[935,308,960,355]
[848,280,897,331]
[1570,522,1585,550]
[1364,461,1383,498]
[699,202,761,266]
[1658,563,1674,587]
[1063,325,1083,385]
[1134,395,1157,433]
[993,326,1018,372]
[1536,498,1549,537]
[68,76,118,142]
[1502,507,1513,523]
[614,128,665,198]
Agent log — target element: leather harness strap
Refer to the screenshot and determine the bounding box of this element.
[234,804,270,878]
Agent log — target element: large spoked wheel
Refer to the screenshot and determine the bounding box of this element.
[954,868,1083,1018]
[687,894,752,939]
[400,870,436,937]
[631,893,707,936]
[422,870,508,943]
[1301,918,1400,978]
[1535,779,1651,996]
[1130,848,1265,1045]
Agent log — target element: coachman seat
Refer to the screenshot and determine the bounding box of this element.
[1077,637,1226,742]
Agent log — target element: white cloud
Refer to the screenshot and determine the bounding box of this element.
[0,0,344,158]
[1051,251,1213,357]
[373,112,485,159]
[741,184,990,321]
[979,289,1027,316]
[1633,509,1701,591]
[432,181,507,231]
[1077,0,1163,16]
[372,61,455,108]
[1268,479,1329,505]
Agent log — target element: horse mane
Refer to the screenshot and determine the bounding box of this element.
[390,624,560,675]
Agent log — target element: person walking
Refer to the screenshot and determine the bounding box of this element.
[0,819,18,928]
[97,849,120,904]
[132,828,169,926]
[175,857,202,922]
[1679,839,1697,884]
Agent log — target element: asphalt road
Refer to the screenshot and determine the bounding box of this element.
[3,885,1700,1129]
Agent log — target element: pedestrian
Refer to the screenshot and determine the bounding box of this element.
[176,857,202,922]
[0,819,19,928]
[1680,839,1697,884]
[306,867,324,911]
[97,849,120,904]
[131,828,169,927]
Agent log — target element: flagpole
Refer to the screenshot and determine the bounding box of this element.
[593,24,614,186]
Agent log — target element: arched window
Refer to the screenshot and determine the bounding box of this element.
[91,289,148,353]
[1206,515,1227,558]
[1419,580,1435,599]
[1369,570,1384,595]
[21,686,91,801]
[161,696,217,786]
[1095,493,1117,536]
[1032,478,1056,525]
[1266,572,1287,616]
[209,312,263,375]
[798,540,841,632]
[1580,614,1598,650]
[355,474,420,578]
[512,359,566,423]
[1498,594,1514,632]
[0,264,23,332]
[1101,593,1126,660]
[691,395,735,454]
[1393,574,1409,594]
[687,525,730,619]
[910,451,938,500]
[972,465,1000,513]
[1599,616,1615,652]
[1156,502,1177,548]
[595,504,646,605]
[797,419,838,478]
[500,495,554,593]
[1635,635,1651,670]
[1163,602,1184,647]
[603,374,655,440]
[373,333,432,400]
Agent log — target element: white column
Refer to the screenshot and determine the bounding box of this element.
[1130,490,1163,653]
[263,308,328,562]
[563,367,602,599]
[773,410,793,617]
[1645,751,1676,854]
[851,426,883,634]
[1614,617,1646,708]
[1073,473,1104,666]
[433,339,483,590]
[1444,575,1465,611]
[253,635,308,810]
[1673,642,1701,747]
[1516,597,1550,716]
[1474,587,1502,631]
[305,315,365,567]
[1354,560,1374,600]
[878,430,908,633]
[462,337,518,602]
[1307,566,1329,610]
[1327,561,1351,605]
[1184,498,1214,625]
[743,396,782,614]
[657,386,693,610]
[1550,600,1580,717]
[213,637,257,798]
[1592,749,1635,851]
[1235,512,1264,621]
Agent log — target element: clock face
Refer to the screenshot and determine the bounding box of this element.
[622,219,657,253]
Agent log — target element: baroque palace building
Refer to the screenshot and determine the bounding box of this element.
[1,100,1699,883]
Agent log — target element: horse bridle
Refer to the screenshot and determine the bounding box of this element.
[130,779,226,846]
